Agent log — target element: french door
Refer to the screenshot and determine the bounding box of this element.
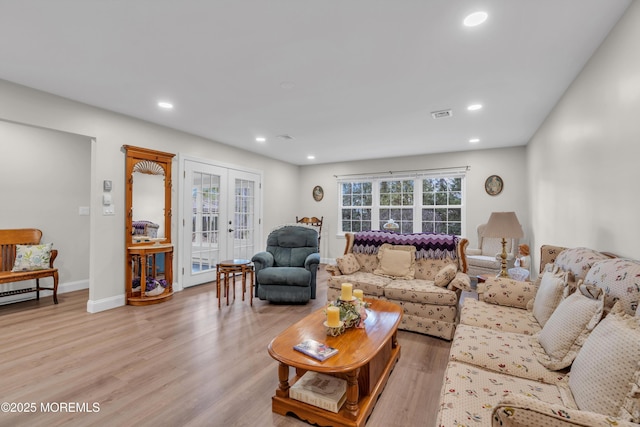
[181,158,261,288]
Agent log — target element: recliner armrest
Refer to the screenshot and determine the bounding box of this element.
[251,251,274,271]
[304,253,320,270]
[493,393,638,427]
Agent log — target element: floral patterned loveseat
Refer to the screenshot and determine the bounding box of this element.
[326,231,470,340]
[436,245,640,427]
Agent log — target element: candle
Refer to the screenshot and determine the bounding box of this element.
[327,306,340,327]
[353,289,364,301]
[341,283,353,301]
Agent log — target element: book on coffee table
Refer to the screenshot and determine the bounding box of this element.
[293,339,338,361]
[289,371,347,413]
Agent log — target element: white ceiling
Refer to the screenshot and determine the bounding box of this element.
[0,1,631,165]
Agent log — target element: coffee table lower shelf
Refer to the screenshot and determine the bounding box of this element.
[272,344,401,427]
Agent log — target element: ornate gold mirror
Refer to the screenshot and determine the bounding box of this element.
[123,145,175,305]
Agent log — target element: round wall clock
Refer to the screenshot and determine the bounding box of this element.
[312,185,324,201]
[485,175,503,196]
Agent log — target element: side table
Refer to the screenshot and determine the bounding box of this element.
[216,259,254,308]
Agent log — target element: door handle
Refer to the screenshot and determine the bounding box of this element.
[228,228,234,232]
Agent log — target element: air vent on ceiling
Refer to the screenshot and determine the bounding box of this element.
[431,109,453,119]
[276,134,295,141]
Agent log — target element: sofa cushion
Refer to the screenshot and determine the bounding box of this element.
[583,258,640,315]
[327,271,391,297]
[383,279,458,306]
[534,285,604,370]
[481,277,538,309]
[373,243,416,280]
[564,303,640,420]
[257,267,311,286]
[532,265,567,327]
[434,264,457,288]
[450,324,567,384]
[554,247,609,281]
[336,253,360,275]
[436,361,564,427]
[459,298,542,336]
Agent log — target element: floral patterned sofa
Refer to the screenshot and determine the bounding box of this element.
[326,231,470,340]
[436,245,640,427]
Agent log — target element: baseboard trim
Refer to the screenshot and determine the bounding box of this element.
[87,294,125,313]
[0,279,89,306]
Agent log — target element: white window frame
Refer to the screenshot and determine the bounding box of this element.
[337,169,466,237]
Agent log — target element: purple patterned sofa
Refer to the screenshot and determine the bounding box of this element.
[326,231,470,340]
[436,245,640,426]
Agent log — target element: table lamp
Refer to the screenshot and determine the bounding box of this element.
[482,212,524,277]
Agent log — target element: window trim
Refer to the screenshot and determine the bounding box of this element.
[337,169,466,237]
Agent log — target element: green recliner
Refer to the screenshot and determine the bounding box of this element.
[252,225,320,303]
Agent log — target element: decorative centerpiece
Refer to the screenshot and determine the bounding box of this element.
[324,283,369,336]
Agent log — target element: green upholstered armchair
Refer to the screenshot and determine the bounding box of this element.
[251,225,320,303]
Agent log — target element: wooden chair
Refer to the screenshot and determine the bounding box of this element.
[296,216,323,246]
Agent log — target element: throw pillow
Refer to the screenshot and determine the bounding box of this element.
[531,265,567,327]
[373,243,416,280]
[336,253,361,275]
[434,264,457,288]
[564,303,640,421]
[534,284,604,370]
[11,243,53,272]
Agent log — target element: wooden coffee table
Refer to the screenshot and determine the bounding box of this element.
[267,299,402,427]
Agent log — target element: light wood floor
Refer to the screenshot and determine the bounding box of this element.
[0,267,451,427]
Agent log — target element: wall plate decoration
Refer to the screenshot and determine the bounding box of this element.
[312,185,324,201]
[485,175,503,196]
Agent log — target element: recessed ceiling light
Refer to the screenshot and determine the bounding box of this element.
[467,104,483,111]
[463,11,488,27]
[307,155,315,160]
[469,138,480,143]
[157,101,174,110]
[255,137,266,142]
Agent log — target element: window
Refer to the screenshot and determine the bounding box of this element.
[338,171,465,236]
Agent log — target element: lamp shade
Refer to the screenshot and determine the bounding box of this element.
[483,212,524,238]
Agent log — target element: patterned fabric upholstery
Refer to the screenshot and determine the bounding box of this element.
[327,232,470,340]
[438,245,640,427]
[436,362,564,426]
[449,324,568,384]
[459,298,541,336]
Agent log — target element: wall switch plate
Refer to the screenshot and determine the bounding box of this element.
[102,205,115,216]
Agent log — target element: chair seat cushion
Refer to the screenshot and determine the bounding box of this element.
[327,272,392,296]
[467,255,500,269]
[257,267,311,287]
[383,279,458,306]
[460,299,542,336]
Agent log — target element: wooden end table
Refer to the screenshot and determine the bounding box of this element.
[216,259,254,308]
[268,299,402,427]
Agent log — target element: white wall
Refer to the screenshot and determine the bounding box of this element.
[0,80,298,311]
[299,146,529,261]
[527,0,640,263]
[0,121,90,290]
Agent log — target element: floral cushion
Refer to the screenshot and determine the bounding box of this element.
[327,272,391,297]
[373,243,416,280]
[531,265,568,327]
[436,362,564,427]
[459,298,542,336]
[400,313,456,340]
[534,285,604,370]
[449,324,567,384]
[434,264,458,287]
[480,277,538,309]
[583,258,640,315]
[554,247,609,281]
[383,279,458,306]
[563,303,640,421]
[11,243,53,271]
[336,253,360,275]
